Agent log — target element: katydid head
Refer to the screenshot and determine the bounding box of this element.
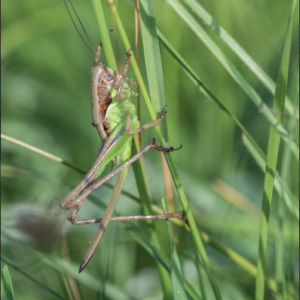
[113,77,138,100]
[92,43,137,100]
[63,0,138,101]
[97,65,116,86]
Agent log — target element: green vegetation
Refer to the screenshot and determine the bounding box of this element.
[2,0,299,299]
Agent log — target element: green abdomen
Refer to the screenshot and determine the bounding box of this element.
[106,100,139,165]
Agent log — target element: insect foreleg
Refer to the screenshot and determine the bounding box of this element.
[125,106,168,135]
[116,49,132,99]
[92,43,103,72]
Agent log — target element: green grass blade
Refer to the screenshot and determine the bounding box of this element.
[91,0,117,70]
[1,133,87,174]
[242,135,298,220]
[276,79,299,299]
[1,257,65,300]
[36,254,135,299]
[199,231,277,293]
[158,30,298,220]
[1,265,14,300]
[126,222,201,300]
[131,144,173,300]
[139,0,168,141]
[255,1,296,299]
[191,238,207,299]
[182,0,297,117]
[169,232,188,300]
[167,0,299,160]
[162,201,188,300]
[0,134,140,202]
[164,153,223,300]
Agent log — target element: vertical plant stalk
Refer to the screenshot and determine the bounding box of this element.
[191,236,207,299]
[276,86,299,300]
[161,152,178,244]
[139,0,168,141]
[134,0,142,145]
[91,0,116,70]
[255,1,296,299]
[139,0,177,244]
[131,143,173,299]
[162,200,188,300]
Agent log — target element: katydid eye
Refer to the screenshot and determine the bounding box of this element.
[106,73,113,81]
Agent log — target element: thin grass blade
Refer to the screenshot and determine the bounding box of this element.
[276,87,298,299]
[190,237,207,299]
[126,222,201,299]
[1,257,65,300]
[91,0,116,70]
[275,74,299,300]
[36,254,135,300]
[255,1,296,299]
[131,143,173,299]
[139,0,168,141]
[158,30,298,219]
[1,265,14,300]
[0,134,139,201]
[242,134,298,220]
[182,0,297,117]
[162,201,188,300]
[167,0,299,160]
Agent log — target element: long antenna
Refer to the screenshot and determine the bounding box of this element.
[63,0,96,55]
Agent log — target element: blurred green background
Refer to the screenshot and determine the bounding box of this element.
[1,0,299,299]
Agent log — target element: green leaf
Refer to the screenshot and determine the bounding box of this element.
[255,1,297,299]
[91,0,117,70]
[1,265,14,300]
[243,134,298,220]
[275,84,299,300]
[139,0,168,141]
[162,201,188,300]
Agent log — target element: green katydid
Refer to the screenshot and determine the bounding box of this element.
[60,2,183,273]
